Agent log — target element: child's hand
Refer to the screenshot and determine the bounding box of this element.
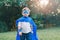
[19,32,22,36]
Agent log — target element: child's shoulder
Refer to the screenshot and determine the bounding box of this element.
[16,17,23,21]
[29,17,33,20]
[28,17,32,20]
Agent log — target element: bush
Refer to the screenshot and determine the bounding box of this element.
[0,21,8,32]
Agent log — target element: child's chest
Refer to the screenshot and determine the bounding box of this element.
[21,22,31,28]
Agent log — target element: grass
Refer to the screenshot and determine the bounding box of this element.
[0,31,16,40]
[0,27,60,40]
[38,27,60,40]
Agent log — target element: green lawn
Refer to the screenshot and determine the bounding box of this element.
[0,27,60,40]
[38,27,60,40]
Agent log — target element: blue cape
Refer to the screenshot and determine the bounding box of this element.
[16,16,38,40]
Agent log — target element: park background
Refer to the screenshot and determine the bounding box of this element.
[0,0,60,40]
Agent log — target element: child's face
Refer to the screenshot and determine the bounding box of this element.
[22,9,30,17]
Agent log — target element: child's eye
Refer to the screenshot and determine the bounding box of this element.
[23,10,29,14]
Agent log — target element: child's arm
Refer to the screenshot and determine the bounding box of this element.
[18,22,22,36]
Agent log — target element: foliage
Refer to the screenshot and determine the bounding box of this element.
[0,21,8,32]
[0,0,60,32]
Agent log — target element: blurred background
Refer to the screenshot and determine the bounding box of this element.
[0,0,60,40]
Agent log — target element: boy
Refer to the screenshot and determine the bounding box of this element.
[16,7,38,40]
